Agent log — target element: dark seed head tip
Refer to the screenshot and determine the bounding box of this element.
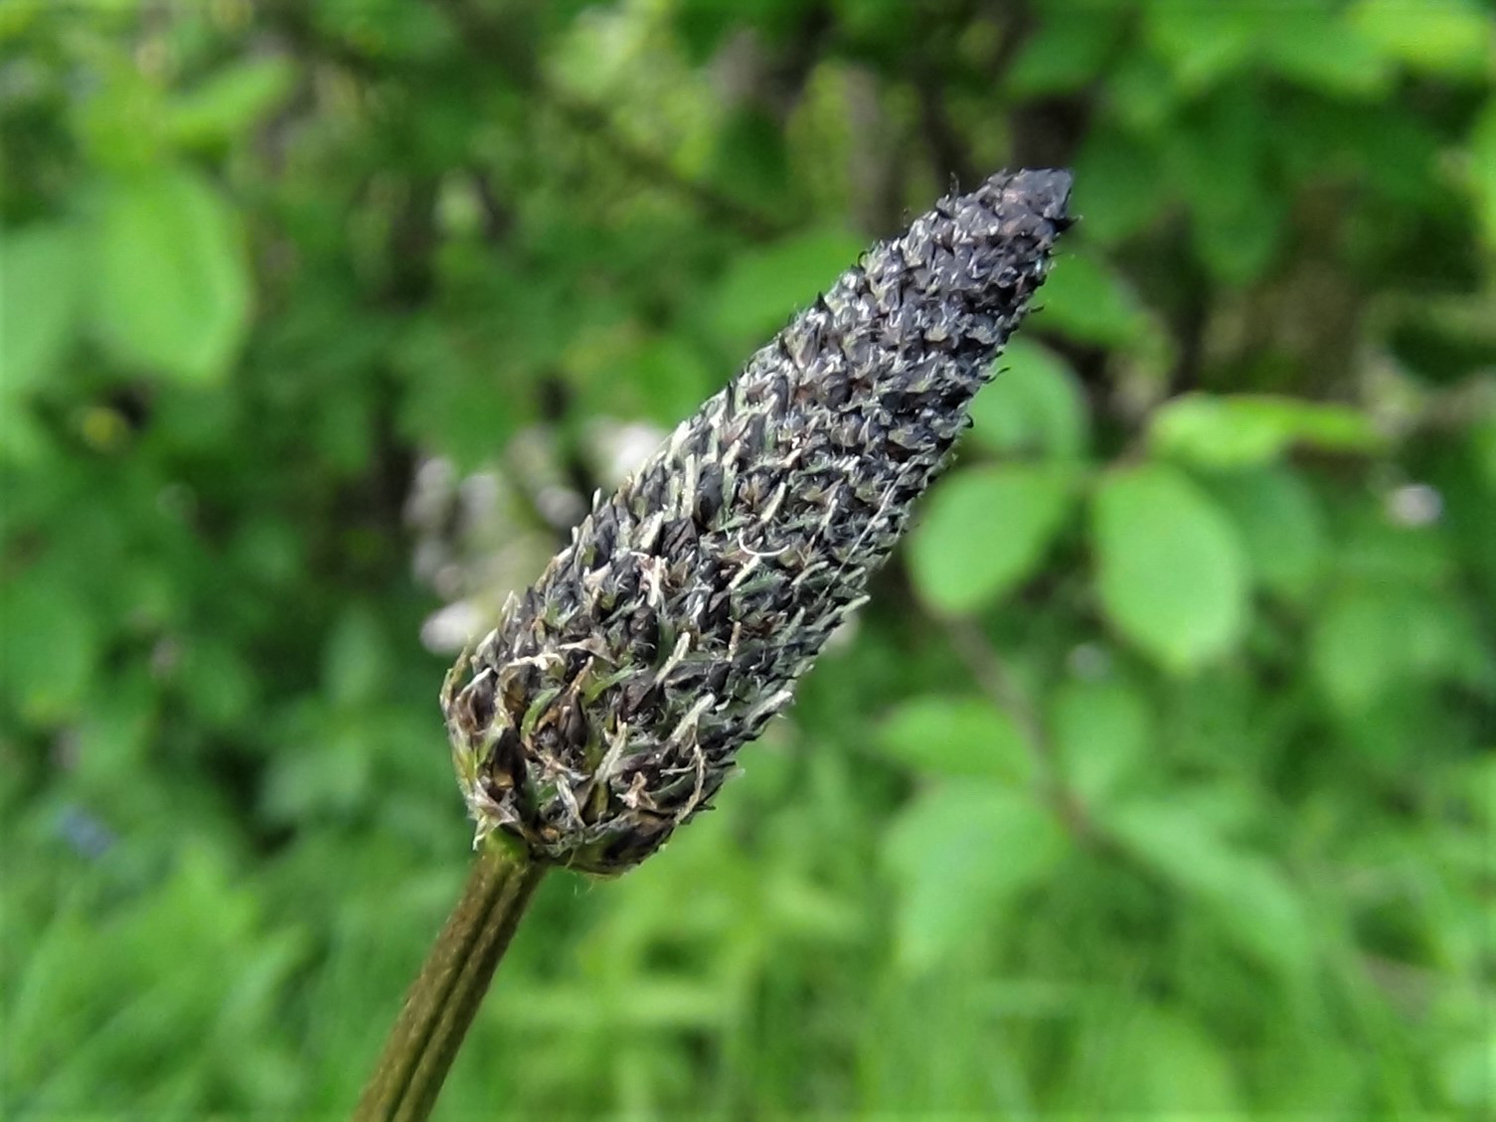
[1005,168,1073,221]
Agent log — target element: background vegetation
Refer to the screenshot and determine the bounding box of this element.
[3,0,1493,1118]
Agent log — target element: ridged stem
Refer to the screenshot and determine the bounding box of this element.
[352,843,547,1122]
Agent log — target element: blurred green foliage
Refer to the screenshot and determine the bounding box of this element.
[3,0,1494,1118]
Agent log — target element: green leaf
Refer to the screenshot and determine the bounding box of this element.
[393,314,524,466]
[1108,51,1178,131]
[1337,498,1459,586]
[1070,128,1170,246]
[1073,1005,1244,1115]
[1109,798,1314,978]
[90,165,252,382]
[1030,251,1149,347]
[908,464,1077,615]
[1441,1029,1496,1113]
[263,719,376,824]
[1148,0,1391,98]
[0,222,83,395]
[1474,414,1496,492]
[1471,99,1496,253]
[968,338,1089,459]
[179,637,258,729]
[875,695,1032,782]
[1349,0,1492,76]
[323,605,391,707]
[1202,465,1328,601]
[884,785,1066,970]
[1168,90,1285,285]
[1049,678,1151,807]
[1142,0,1260,89]
[0,404,50,464]
[1311,584,1494,713]
[73,672,155,787]
[1092,463,1250,672]
[1255,10,1390,97]
[619,333,714,426]
[1007,12,1122,95]
[1,573,99,723]
[711,226,863,343]
[707,108,791,212]
[73,54,169,174]
[675,0,801,62]
[168,57,297,147]
[1150,394,1383,468]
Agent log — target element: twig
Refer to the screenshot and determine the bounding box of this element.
[942,617,1093,839]
[262,0,785,239]
[544,87,787,240]
[430,0,787,240]
[912,66,978,188]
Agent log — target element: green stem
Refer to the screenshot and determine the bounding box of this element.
[352,843,547,1122]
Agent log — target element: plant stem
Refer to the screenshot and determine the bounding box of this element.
[352,843,547,1122]
[943,618,1095,841]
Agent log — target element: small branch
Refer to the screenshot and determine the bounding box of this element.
[429,0,787,240]
[265,0,785,239]
[544,87,787,240]
[352,843,547,1122]
[469,169,514,243]
[912,67,978,189]
[942,618,1093,839]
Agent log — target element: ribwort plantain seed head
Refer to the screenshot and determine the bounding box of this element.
[443,169,1073,873]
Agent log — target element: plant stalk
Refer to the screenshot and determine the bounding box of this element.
[352,843,547,1122]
